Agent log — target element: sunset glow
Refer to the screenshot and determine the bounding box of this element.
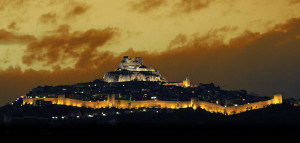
[1,0,300,105]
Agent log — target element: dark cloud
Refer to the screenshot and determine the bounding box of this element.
[164,19,300,97]
[288,0,300,4]
[65,3,90,19]
[128,0,213,14]
[39,13,57,24]
[0,29,36,44]
[22,25,119,69]
[119,18,300,99]
[0,0,30,11]
[7,22,19,31]
[1,18,300,106]
[172,0,213,14]
[129,0,167,13]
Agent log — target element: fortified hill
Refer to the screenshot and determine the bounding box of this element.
[18,56,282,115]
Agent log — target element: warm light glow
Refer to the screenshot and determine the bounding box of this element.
[1,0,299,71]
[164,76,191,87]
[0,0,299,108]
[22,94,282,115]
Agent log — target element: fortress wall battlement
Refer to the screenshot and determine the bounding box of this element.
[118,100,191,109]
[22,94,282,115]
[193,101,226,113]
[224,94,282,115]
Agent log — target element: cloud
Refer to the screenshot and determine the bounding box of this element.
[128,0,167,13]
[128,0,213,14]
[64,3,90,19]
[1,17,300,106]
[172,0,213,14]
[39,13,57,24]
[7,22,19,31]
[0,0,30,11]
[120,18,300,99]
[0,29,37,44]
[288,0,300,4]
[22,25,119,69]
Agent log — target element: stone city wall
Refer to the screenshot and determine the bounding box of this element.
[22,94,282,115]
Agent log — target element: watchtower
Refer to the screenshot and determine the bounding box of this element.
[107,94,116,108]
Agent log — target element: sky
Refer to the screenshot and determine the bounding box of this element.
[0,0,300,106]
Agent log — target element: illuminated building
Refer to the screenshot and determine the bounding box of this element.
[164,76,191,87]
[104,56,167,82]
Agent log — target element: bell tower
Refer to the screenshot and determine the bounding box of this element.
[182,75,190,87]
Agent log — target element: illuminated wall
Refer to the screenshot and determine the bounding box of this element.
[163,79,190,87]
[22,94,282,115]
[223,94,283,115]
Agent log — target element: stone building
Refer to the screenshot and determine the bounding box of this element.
[104,56,167,82]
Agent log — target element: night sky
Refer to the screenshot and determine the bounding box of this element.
[1,0,300,106]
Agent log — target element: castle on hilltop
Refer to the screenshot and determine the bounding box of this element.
[104,56,191,87]
[104,56,167,83]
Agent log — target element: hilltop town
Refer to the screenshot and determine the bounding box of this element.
[2,56,298,135]
[17,56,281,113]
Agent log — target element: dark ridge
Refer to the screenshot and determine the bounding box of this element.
[1,103,300,136]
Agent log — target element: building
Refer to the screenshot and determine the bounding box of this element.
[104,56,167,82]
[164,76,191,87]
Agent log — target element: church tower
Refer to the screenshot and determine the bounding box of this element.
[182,75,190,87]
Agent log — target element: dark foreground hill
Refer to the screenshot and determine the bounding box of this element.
[1,103,300,135]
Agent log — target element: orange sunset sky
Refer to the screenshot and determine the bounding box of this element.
[1,0,300,106]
